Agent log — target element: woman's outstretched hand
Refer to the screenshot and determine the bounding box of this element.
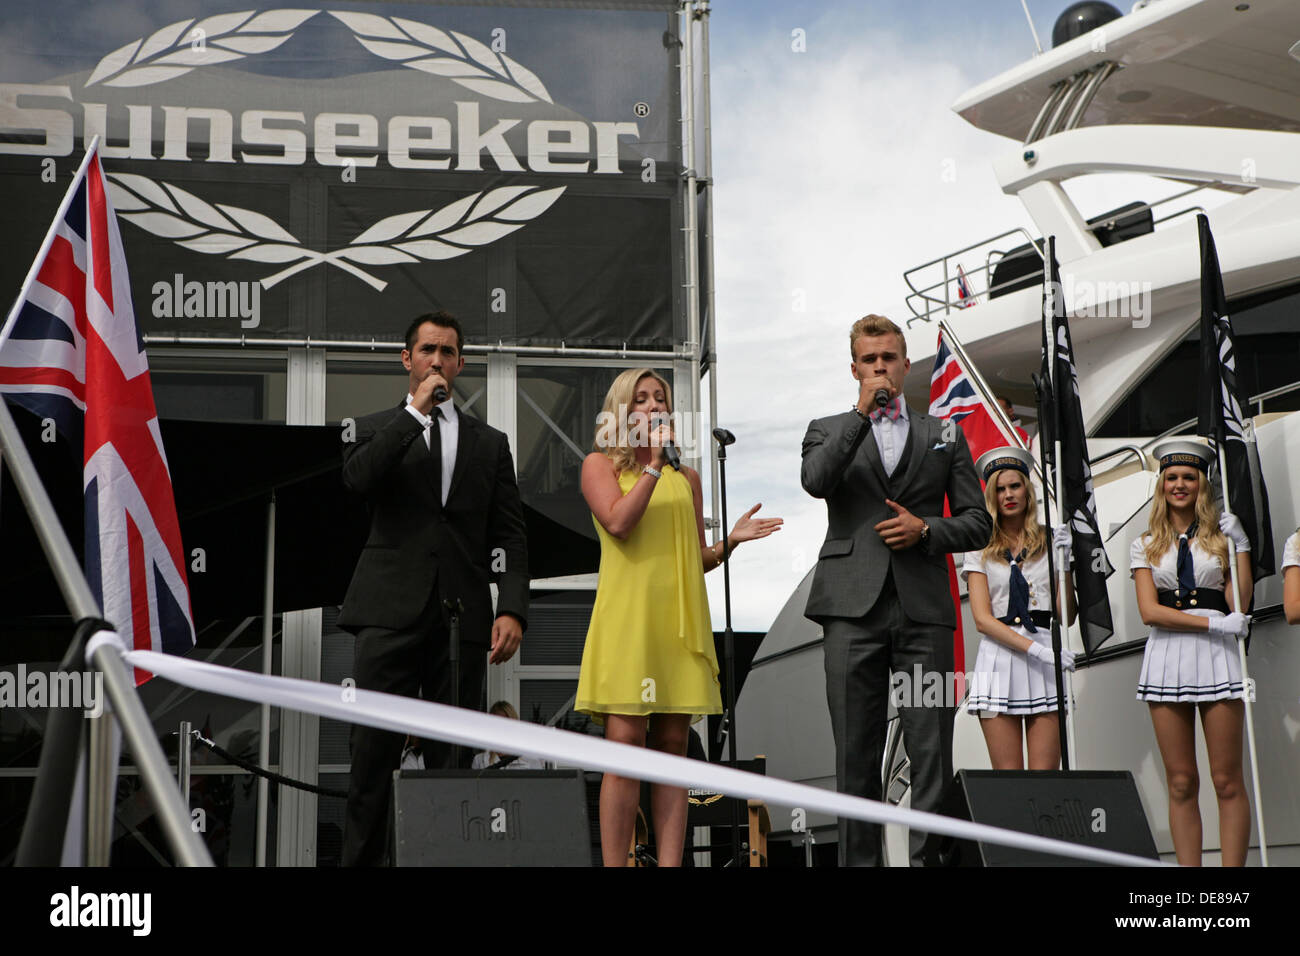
[730,503,783,543]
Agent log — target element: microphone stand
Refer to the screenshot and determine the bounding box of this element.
[713,428,741,867]
[443,598,464,768]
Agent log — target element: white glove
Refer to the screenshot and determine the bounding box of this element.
[1026,640,1076,672]
[1207,611,1251,637]
[1052,523,1073,554]
[1218,513,1250,553]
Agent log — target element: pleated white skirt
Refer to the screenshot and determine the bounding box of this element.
[965,624,1063,715]
[1136,611,1244,703]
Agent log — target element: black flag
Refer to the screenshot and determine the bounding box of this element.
[1195,213,1275,582]
[1039,237,1115,655]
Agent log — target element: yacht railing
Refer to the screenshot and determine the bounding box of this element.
[1088,443,1149,473]
[903,182,1237,327]
[903,227,1044,327]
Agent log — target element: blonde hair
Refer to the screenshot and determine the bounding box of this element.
[980,468,1046,564]
[849,314,907,360]
[1143,467,1229,571]
[592,368,673,475]
[489,700,519,720]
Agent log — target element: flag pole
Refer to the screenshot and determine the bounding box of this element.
[1042,239,1076,769]
[1214,442,1269,866]
[0,136,101,350]
[937,319,1028,451]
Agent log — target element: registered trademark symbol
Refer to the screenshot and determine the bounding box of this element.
[633,101,650,117]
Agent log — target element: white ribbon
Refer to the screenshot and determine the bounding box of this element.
[108,645,1165,867]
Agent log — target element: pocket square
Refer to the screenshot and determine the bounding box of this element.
[931,441,948,450]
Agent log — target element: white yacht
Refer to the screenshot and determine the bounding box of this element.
[738,0,1300,865]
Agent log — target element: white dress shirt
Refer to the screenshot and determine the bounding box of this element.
[869,399,910,476]
[405,393,458,506]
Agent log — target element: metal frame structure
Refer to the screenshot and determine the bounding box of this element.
[5,1,717,868]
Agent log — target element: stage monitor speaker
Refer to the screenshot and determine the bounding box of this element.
[940,770,1159,866]
[393,769,591,866]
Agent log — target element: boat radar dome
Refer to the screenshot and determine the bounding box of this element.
[1052,1,1122,48]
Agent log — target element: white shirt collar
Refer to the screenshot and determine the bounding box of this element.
[406,393,455,423]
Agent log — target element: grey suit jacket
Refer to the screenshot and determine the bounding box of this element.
[801,407,991,628]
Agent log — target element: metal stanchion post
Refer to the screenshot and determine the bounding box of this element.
[178,720,192,810]
[86,712,114,866]
[257,493,275,867]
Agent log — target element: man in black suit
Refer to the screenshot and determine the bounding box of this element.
[339,311,529,866]
[801,314,989,866]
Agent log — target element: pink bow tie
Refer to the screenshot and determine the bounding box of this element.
[870,398,902,422]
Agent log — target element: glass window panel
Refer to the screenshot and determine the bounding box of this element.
[148,358,288,424]
[1096,284,1300,437]
[519,602,592,667]
[326,359,486,424]
[516,364,670,548]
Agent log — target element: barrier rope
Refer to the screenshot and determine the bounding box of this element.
[183,730,348,800]
[91,634,1167,867]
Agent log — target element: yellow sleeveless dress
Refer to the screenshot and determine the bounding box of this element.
[575,465,721,723]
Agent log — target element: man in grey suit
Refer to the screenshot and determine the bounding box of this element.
[801,314,990,866]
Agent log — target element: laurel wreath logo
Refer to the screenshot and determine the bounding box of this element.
[85,9,318,89]
[86,8,553,105]
[107,174,566,292]
[89,9,570,289]
[329,11,553,104]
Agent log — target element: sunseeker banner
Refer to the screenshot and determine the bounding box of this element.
[0,1,682,346]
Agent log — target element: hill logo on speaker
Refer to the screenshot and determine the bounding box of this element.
[462,799,520,841]
[1026,797,1106,840]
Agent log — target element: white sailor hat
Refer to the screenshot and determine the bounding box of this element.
[975,446,1035,482]
[1152,440,1213,473]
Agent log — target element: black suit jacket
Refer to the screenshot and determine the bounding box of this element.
[338,403,529,644]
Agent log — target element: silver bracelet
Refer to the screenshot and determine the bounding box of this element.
[643,466,662,479]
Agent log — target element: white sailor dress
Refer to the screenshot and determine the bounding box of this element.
[1130,534,1244,703]
[960,549,1064,714]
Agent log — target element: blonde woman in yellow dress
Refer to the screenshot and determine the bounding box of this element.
[577,368,782,867]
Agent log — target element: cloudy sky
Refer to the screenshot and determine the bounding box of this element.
[698,0,1170,631]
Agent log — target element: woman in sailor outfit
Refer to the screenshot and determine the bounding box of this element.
[963,447,1076,770]
[1283,527,1300,624]
[1131,441,1252,867]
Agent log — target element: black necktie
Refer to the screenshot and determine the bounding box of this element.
[428,410,442,508]
[1005,548,1035,633]
[1176,520,1199,594]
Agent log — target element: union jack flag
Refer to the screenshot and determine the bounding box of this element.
[955,264,977,308]
[0,142,194,679]
[928,328,1024,680]
[929,330,1021,455]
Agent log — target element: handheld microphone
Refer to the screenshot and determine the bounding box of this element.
[430,369,448,404]
[651,412,678,469]
[874,388,890,408]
